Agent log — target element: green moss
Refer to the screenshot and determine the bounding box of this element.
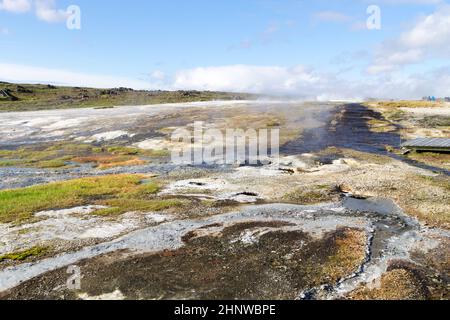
[17,227,39,235]
[142,149,171,157]
[107,146,169,158]
[406,152,450,171]
[283,184,340,205]
[0,174,144,223]
[300,229,367,287]
[36,159,69,169]
[370,101,444,109]
[107,146,140,155]
[383,109,407,122]
[94,199,185,216]
[0,142,164,169]
[0,160,22,167]
[418,116,450,128]
[92,147,104,153]
[0,144,90,169]
[0,174,185,223]
[418,175,450,192]
[0,246,47,262]
[46,143,94,154]
[91,207,123,216]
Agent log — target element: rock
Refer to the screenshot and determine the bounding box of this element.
[0,89,19,101]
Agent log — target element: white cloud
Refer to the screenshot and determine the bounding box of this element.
[173,65,324,96]
[171,64,359,100]
[0,63,154,89]
[367,67,450,99]
[0,27,10,35]
[0,0,31,13]
[171,64,450,100]
[0,0,69,23]
[369,5,450,73]
[35,0,68,23]
[1,62,449,100]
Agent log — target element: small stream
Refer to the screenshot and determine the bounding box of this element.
[282,104,402,155]
[299,196,446,300]
[0,197,447,297]
[282,103,450,175]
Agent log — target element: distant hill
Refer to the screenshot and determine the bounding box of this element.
[0,82,258,112]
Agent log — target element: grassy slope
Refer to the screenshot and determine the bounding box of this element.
[0,82,257,112]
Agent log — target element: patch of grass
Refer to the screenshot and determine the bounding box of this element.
[407,152,450,171]
[0,142,164,169]
[418,175,450,192]
[46,143,94,153]
[383,109,407,122]
[283,184,340,205]
[106,146,140,155]
[17,227,40,235]
[0,148,59,163]
[107,146,170,158]
[0,160,22,167]
[299,228,368,287]
[0,246,47,262]
[365,101,419,123]
[142,149,171,157]
[120,181,161,199]
[348,269,427,300]
[397,174,450,229]
[418,116,450,128]
[372,100,444,109]
[98,159,148,170]
[321,229,367,282]
[91,179,181,216]
[36,159,71,169]
[72,155,148,170]
[0,175,183,224]
[0,174,145,223]
[0,143,93,169]
[94,199,184,216]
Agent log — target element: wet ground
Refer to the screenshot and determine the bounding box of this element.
[0,101,448,300]
[282,104,402,154]
[282,103,450,175]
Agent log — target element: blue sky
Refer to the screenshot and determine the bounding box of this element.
[1,0,449,99]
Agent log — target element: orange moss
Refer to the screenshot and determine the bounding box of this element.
[97,159,147,170]
[73,155,147,169]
